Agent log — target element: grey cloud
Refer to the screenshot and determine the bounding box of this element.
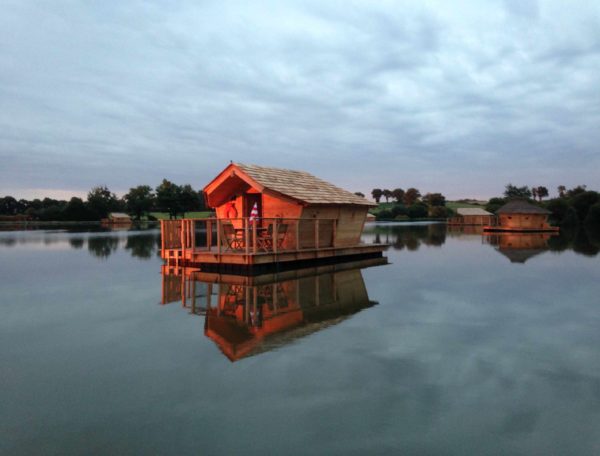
[1,0,599,199]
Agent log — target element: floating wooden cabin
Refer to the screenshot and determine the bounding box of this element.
[161,163,387,272]
[483,200,558,233]
[160,257,385,361]
[447,208,495,226]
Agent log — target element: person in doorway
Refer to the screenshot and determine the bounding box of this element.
[225,196,238,220]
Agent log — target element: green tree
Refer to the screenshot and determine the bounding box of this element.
[429,206,449,218]
[504,184,532,199]
[390,204,407,218]
[535,186,549,201]
[403,188,421,206]
[571,191,600,221]
[375,209,393,220]
[354,192,365,198]
[391,188,405,203]
[566,185,587,198]
[486,197,507,213]
[87,186,121,219]
[407,203,428,219]
[371,189,383,203]
[562,207,580,227]
[179,184,203,214]
[0,196,19,215]
[545,198,569,224]
[423,192,446,207]
[124,185,155,220]
[557,185,566,198]
[382,189,392,203]
[63,197,94,221]
[156,179,182,219]
[584,202,600,226]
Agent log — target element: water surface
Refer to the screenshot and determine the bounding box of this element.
[1,224,599,455]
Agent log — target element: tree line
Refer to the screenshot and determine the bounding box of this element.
[486,183,600,227]
[365,188,449,220]
[0,179,207,221]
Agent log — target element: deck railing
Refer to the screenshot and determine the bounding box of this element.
[161,217,338,255]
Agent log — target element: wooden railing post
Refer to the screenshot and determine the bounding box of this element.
[206,219,212,250]
[160,220,165,252]
[180,220,186,251]
[245,218,250,255]
[273,219,278,254]
[216,219,221,256]
[315,219,319,249]
[295,220,300,251]
[191,220,195,250]
[252,220,257,254]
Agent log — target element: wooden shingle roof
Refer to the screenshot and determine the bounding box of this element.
[457,208,493,216]
[496,199,550,215]
[234,163,376,206]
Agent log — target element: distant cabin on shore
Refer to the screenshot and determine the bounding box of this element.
[448,208,495,226]
[102,212,132,225]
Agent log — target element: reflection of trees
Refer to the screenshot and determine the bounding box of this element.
[572,229,599,257]
[547,227,599,257]
[124,234,158,259]
[69,237,85,249]
[368,224,447,250]
[0,237,17,247]
[87,236,119,258]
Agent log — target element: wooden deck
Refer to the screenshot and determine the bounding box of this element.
[161,218,388,273]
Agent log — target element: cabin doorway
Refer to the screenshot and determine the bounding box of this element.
[243,193,262,219]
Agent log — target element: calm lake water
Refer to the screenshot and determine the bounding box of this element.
[1,223,599,455]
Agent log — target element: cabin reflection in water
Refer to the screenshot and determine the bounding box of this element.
[161,258,385,361]
[484,232,554,263]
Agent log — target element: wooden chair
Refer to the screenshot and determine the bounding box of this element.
[275,223,288,248]
[222,222,244,250]
[257,223,288,251]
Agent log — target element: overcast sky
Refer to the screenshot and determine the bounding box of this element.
[1,0,599,201]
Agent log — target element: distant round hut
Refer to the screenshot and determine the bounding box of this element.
[486,200,557,232]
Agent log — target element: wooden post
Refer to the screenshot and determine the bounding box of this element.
[180,220,186,253]
[160,220,165,252]
[252,221,257,254]
[315,219,319,249]
[206,219,212,251]
[191,220,195,251]
[245,218,250,255]
[295,219,300,251]
[273,219,278,254]
[216,219,221,256]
